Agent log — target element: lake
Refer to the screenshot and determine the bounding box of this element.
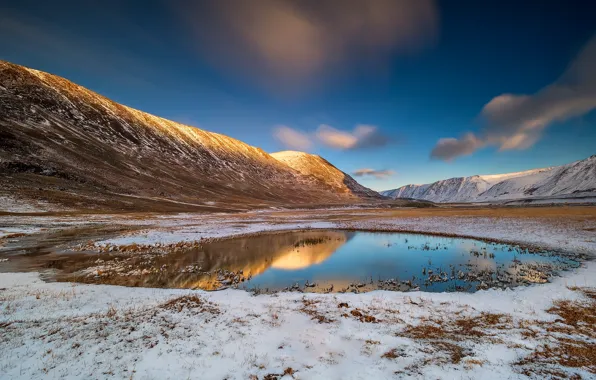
[43,230,579,293]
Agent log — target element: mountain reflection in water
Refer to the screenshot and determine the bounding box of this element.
[58,231,351,290]
[43,230,578,293]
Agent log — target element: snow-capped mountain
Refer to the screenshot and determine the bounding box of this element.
[0,60,379,211]
[381,156,596,203]
[271,151,382,199]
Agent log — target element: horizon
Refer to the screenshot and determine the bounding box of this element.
[1,0,595,191]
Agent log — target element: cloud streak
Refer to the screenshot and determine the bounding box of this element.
[316,125,390,150]
[181,0,438,92]
[274,124,390,151]
[352,168,395,179]
[430,133,484,161]
[431,35,596,161]
[273,126,313,151]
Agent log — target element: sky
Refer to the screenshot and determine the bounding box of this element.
[1,0,595,191]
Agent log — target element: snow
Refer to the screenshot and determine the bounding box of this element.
[1,257,594,379]
[382,155,596,203]
[0,195,71,213]
[84,211,596,257]
[0,226,42,239]
[100,220,336,247]
[1,212,596,379]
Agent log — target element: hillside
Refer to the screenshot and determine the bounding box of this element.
[271,151,382,199]
[381,156,596,203]
[0,61,379,212]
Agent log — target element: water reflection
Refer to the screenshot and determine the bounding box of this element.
[15,230,579,293]
[271,232,348,270]
[58,231,351,290]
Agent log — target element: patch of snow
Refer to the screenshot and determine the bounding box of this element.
[0,259,594,379]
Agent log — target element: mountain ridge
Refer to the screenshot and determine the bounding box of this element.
[381,156,596,203]
[0,60,380,212]
[271,151,382,199]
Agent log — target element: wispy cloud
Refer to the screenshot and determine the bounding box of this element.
[316,125,390,150]
[274,124,390,151]
[352,168,395,179]
[273,125,313,151]
[431,35,596,161]
[430,133,484,161]
[180,0,438,93]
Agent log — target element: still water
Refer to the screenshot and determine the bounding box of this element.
[52,230,578,293]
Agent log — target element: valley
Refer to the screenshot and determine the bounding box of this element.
[1,59,595,379]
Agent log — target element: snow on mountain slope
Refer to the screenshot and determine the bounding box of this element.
[381,156,596,203]
[271,151,383,199]
[0,60,378,211]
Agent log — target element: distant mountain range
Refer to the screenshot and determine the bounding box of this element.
[0,60,382,212]
[381,156,596,203]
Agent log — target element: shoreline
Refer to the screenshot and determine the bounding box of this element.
[1,207,596,379]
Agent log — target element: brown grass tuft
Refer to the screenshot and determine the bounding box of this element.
[434,342,466,364]
[518,339,596,374]
[547,299,596,328]
[381,349,401,359]
[160,295,220,314]
[568,286,596,300]
[300,299,334,324]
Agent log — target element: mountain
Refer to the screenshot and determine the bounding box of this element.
[271,151,382,199]
[381,156,596,203]
[0,60,380,212]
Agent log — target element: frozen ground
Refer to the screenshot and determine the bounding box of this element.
[1,208,596,379]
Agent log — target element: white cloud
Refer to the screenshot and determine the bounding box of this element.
[316,125,357,149]
[352,168,395,179]
[274,124,390,150]
[431,35,596,161]
[273,125,313,150]
[316,124,390,150]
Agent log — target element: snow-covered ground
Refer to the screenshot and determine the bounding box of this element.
[1,209,596,379]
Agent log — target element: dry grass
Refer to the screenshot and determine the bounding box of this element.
[433,342,466,364]
[160,295,220,314]
[402,312,509,341]
[567,286,596,300]
[399,294,596,375]
[402,323,448,340]
[381,349,402,359]
[547,299,596,328]
[464,358,484,369]
[516,289,596,376]
[274,205,596,221]
[106,304,118,318]
[299,299,334,324]
[519,339,596,374]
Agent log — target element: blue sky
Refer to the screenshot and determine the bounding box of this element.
[1,0,595,191]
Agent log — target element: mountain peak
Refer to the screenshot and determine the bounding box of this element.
[271,151,382,199]
[0,60,380,211]
[382,155,596,203]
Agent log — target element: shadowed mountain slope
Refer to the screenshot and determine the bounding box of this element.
[0,61,379,212]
